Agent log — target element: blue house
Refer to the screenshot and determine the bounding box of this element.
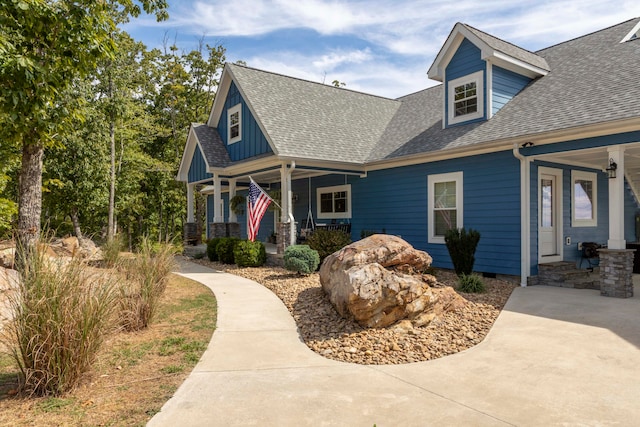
[177,18,640,291]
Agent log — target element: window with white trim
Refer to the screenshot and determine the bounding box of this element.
[428,172,463,243]
[571,170,597,227]
[316,184,351,219]
[447,71,484,125]
[227,103,241,144]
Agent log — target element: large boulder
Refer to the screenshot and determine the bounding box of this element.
[320,234,464,328]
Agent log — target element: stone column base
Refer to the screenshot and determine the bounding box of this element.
[226,222,241,238]
[276,222,297,254]
[599,249,634,298]
[209,223,227,240]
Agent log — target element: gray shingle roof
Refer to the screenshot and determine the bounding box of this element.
[462,24,550,72]
[368,18,640,162]
[197,18,640,167]
[227,64,400,163]
[192,123,231,168]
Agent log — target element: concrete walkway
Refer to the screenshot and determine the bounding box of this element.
[148,260,640,427]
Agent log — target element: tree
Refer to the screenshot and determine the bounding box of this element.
[0,0,168,263]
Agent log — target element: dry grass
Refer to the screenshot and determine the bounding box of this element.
[0,273,216,426]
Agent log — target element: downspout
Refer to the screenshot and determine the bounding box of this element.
[513,145,531,287]
[288,161,296,246]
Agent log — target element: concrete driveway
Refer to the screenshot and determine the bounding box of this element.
[148,260,640,427]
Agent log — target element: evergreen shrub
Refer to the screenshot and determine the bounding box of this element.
[233,240,266,267]
[284,245,320,274]
[306,229,352,262]
[216,237,240,264]
[444,227,481,276]
[206,237,223,262]
[457,273,486,293]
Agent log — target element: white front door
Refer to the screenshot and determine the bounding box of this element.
[539,167,563,263]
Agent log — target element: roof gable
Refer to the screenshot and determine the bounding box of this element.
[428,22,550,81]
[216,63,401,164]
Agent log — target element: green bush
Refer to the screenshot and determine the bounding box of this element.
[444,227,481,276]
[206,237,223,262]
[216,237,240,264]
[457,273,486,293]
[5,250,117,396]
[234,240,266,267]
[306,229,352,262]
[360,228,386,239]
[284,245,320,274]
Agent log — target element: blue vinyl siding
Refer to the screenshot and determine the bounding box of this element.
[188,146,211,183]
[218,82,272,162]
[349,150,522,276]
[492,66,531,115]
[445,38,487,127]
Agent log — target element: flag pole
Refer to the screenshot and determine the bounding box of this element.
[249,176,282,211]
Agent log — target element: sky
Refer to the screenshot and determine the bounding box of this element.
[123,0,640,99]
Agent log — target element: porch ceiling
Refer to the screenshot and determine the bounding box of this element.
[536,141,640,198]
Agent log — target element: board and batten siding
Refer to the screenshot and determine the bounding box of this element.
[187,145,211,183]
[444,38,487,127]
[218,82,272,162]
[350,150,522,276]
[492,65,532,116]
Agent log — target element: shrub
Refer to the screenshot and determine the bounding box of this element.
[118,238,177,331]
[102,235,124,268]
[4,251,117,396]
[206,237,223,262]
[234,240,266,267]
[306,229,352,262]
[216,237,240,264]
[284,245,320,274]
[444,228,481,276]
[457,273,486,293]
[360,228,386,239]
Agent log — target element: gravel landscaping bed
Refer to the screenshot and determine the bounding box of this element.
[191,258,516,365]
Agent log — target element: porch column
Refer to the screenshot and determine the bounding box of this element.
[213,173,223,223]
[186,183,195,222]
[280,164,289,223]
[608,146,625,249]
[228,178,237,223]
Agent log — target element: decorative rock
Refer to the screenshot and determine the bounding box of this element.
[319,234,465,328]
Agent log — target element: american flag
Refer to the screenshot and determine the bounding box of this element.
[247,178,272,242]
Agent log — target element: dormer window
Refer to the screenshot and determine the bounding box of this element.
[447,70,484,125]
[228,103,241,144]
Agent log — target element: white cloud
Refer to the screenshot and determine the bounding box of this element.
[126,0,640,97]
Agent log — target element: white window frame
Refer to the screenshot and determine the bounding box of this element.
[428,172,463,244]
[447,70,484,125]
[316,184,351,220]
[571,170,597,227]
[227,103,241,144]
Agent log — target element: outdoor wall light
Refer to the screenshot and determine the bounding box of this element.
[606,158,618,179]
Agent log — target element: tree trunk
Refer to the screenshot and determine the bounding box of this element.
[107,69,116,242]
[70,207,83,239]
[16,142,44,267]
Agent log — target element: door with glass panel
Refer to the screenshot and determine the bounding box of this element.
[539,167,563,262]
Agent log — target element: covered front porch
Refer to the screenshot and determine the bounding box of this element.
[520,140,640,298]
[184,160,364,253]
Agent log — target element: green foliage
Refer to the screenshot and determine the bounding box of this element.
[284,245,320,274]
[216,237,240,264]
[233,240,266,267]
[306,229,352,262]
[4,250,117,396]
[229,195,245,215]
[360,228,386,239]
[206,237,222,262]
[444,228,481,276]
[102,235,124,268]
[457,274,486,293]
[118,238,176,331]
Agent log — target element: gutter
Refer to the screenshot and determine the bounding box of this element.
[513,145,531,287]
